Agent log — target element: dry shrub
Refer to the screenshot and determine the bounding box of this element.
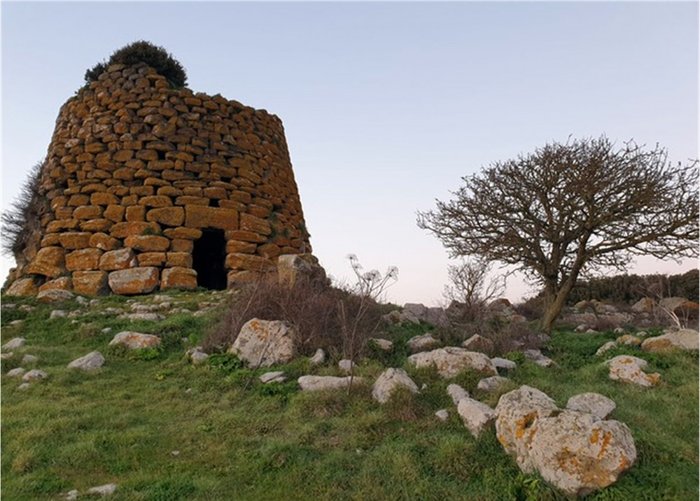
[203,275,384,358]
[437,317,543,356]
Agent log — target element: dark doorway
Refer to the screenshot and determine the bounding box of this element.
[192,229,227,290]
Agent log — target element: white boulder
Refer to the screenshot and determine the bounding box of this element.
[371,368,419,404]
[229,318,297,367]
[408,347,497,378]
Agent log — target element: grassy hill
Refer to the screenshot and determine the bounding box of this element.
[1,290,697,500]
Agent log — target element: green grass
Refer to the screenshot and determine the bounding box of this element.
[1,292,697,500]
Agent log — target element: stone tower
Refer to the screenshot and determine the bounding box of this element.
[5,61,314,296]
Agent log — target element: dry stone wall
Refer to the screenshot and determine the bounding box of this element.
[6,62,312,296]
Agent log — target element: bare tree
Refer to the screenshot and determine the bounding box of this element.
[417,136,698,332]
[443,257,506,320]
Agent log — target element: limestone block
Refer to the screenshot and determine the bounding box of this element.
[66,248,103,271]
[5,277,40,296]
[58,233,91,250]
[104,204,126,222]
[124,235,170,252]
[226,240,257,254]
[125,205,146,221]
[185,205,238,230]
[226,253,274,272]
[146,207,184,226]
[225,230,266,243]
[161,267,197,290]
[170,239,193,252]
[73,205,102,219]
[26,247,66,277]
[140,195,172,207]
[72,271,109,296]
[99,248,136,271]
[137,252,166,266]
[89,232,119,251]
[165,252,192,268]
[163,227,202,240]
[108,267,160,295]
[110,221,160,238]
[91,192,119,206]
[38,277,72,292]
[240,213,271,235]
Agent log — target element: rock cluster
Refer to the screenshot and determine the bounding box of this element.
[6,61,312,296]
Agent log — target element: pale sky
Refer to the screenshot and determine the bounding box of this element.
[1,1,698,305]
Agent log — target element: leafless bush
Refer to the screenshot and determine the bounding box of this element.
[443,257,506,324]
[436,317,542,356]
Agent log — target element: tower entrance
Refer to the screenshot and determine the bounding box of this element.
[192,229,227,290]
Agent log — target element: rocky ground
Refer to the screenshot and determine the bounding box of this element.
[1,290,698,500]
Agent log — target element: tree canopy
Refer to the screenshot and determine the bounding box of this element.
[417,136,699,331]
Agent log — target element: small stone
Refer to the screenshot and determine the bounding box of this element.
[371,368,419,404]
[595,341,617,356]
[477,376,512,392]
[102,327,112,334]
[187,347,209,365]
[369,338,393,351]
[50,310,68,319]
[435,409,449,421]
[457,397,496,438]
[2,337,25,351]
[523,349,554,367]
[566,392,616,419]
[338,359,356,373]
[259,371,286,384]
[297,375,363,391]
[616,335,641,346]
[491,357,517,371]
[406,333,440,353]
[6,367,26,378]
[461,334,495,355]
[0,352,14,360]
[18,383,30,390]
[68,351,105,371]
[10,319,24,326]
[119,312,165,322]
[109,331,161,350]
[65,489,79,500]
[37,289,74,303]
[605,355,660,387]
[87,483,117,496]
[22,369,48,382]
[171,450,180,457]
[309,348,326,365]
[447,383,470,405]
[21,354,38,365]
[613,327,625,335]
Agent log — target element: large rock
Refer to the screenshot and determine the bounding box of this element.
[491,357,517,371]
[447,383,470,405]
[477,376,512,392]
[659,297,698,315]
[408,347,497,378]
[277,254,326,287]
[68,351,105,371]
[37,289,74,303]
[5,277,39,296]
[108,267,159,295]
[457,397,496,438]
[2,337,26,351]
[369,338,393,351]
[26,246,65,278]
[495,385,559,472]
[461,334,495,355]
[566,392,616,419]
[161,267,198,290]
[99,248,136,271]
[109,331,161,350]
[22,369,48,382]
[229,318,297,367]
[403,303,450,328]
[297,375,363,391]
[631,297,655,313]
[72,271,109,296]
[529,411,637,497]
[605,355,660,387]
[641,329,698,353]
[406,334,440,353]
[371,368,419,404]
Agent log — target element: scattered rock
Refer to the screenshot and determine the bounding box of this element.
[102,327,112,334]
[229,318,297,368]
[613,327,625,335]
[406,333,440,353]
[109,331,161,350]
[37,289,75,303]
[18,382,31,390]
[338,359,356,374]
[641,329,698,353]
[87,483,117,496]
[403,303,450,328]
[447,383,470,405]
[22,369,48,382]
[616,335,641,346]
[187,347,209,365]
[9,319,24,326]
[605,355,660,387]
[0,352,14,360]
[119,312,165,322]
[309,348,326,365]
[523,349,554,367]
[297,375,363,391]
[566,392,616,419]
[369,338,393,351]
[50,310,68,319]
[408,347,497,378]
[575,324,588,333]
[494,385,559,472]
[21,354,38,365]
[457,397,496,438]
[461,334,495,355]
[65,489,79,500]
[6,367,26,378]
[371,368,419,404]
[277,254,326,287]
[595,341,617,356]
[435,409,449,421]
[491,357,517,371]
[632,297,655,313]
[382,309,420,326]
[2,337,26,351]
[477,376,512,392]
[68,351,105,371]
[260,371,286,384]
[529,410,637,497]
[5,277,39,296]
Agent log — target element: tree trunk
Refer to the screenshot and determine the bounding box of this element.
[541,274,580,333]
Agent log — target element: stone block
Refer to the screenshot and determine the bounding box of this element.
[73,271,109,296]
[110,221,160,238]
[170,239,193,252]
[58,232,92,250]
[99,248,136,271]
[137,252,166,266]
[26,247,66,277]
[124,235,170,252]
[240,213,271,235]
[66,248,103,271]
[89,232,120,251]
[108,267,160,295]
[38,276,72,292]
[73,205,102,219]
[225,253,274,272]
[161,267,198,290]
[146,207,185,226]
[185,205,238,230]
[226,240,257,254]
[104,204,126,222]
[166,252,192,268]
